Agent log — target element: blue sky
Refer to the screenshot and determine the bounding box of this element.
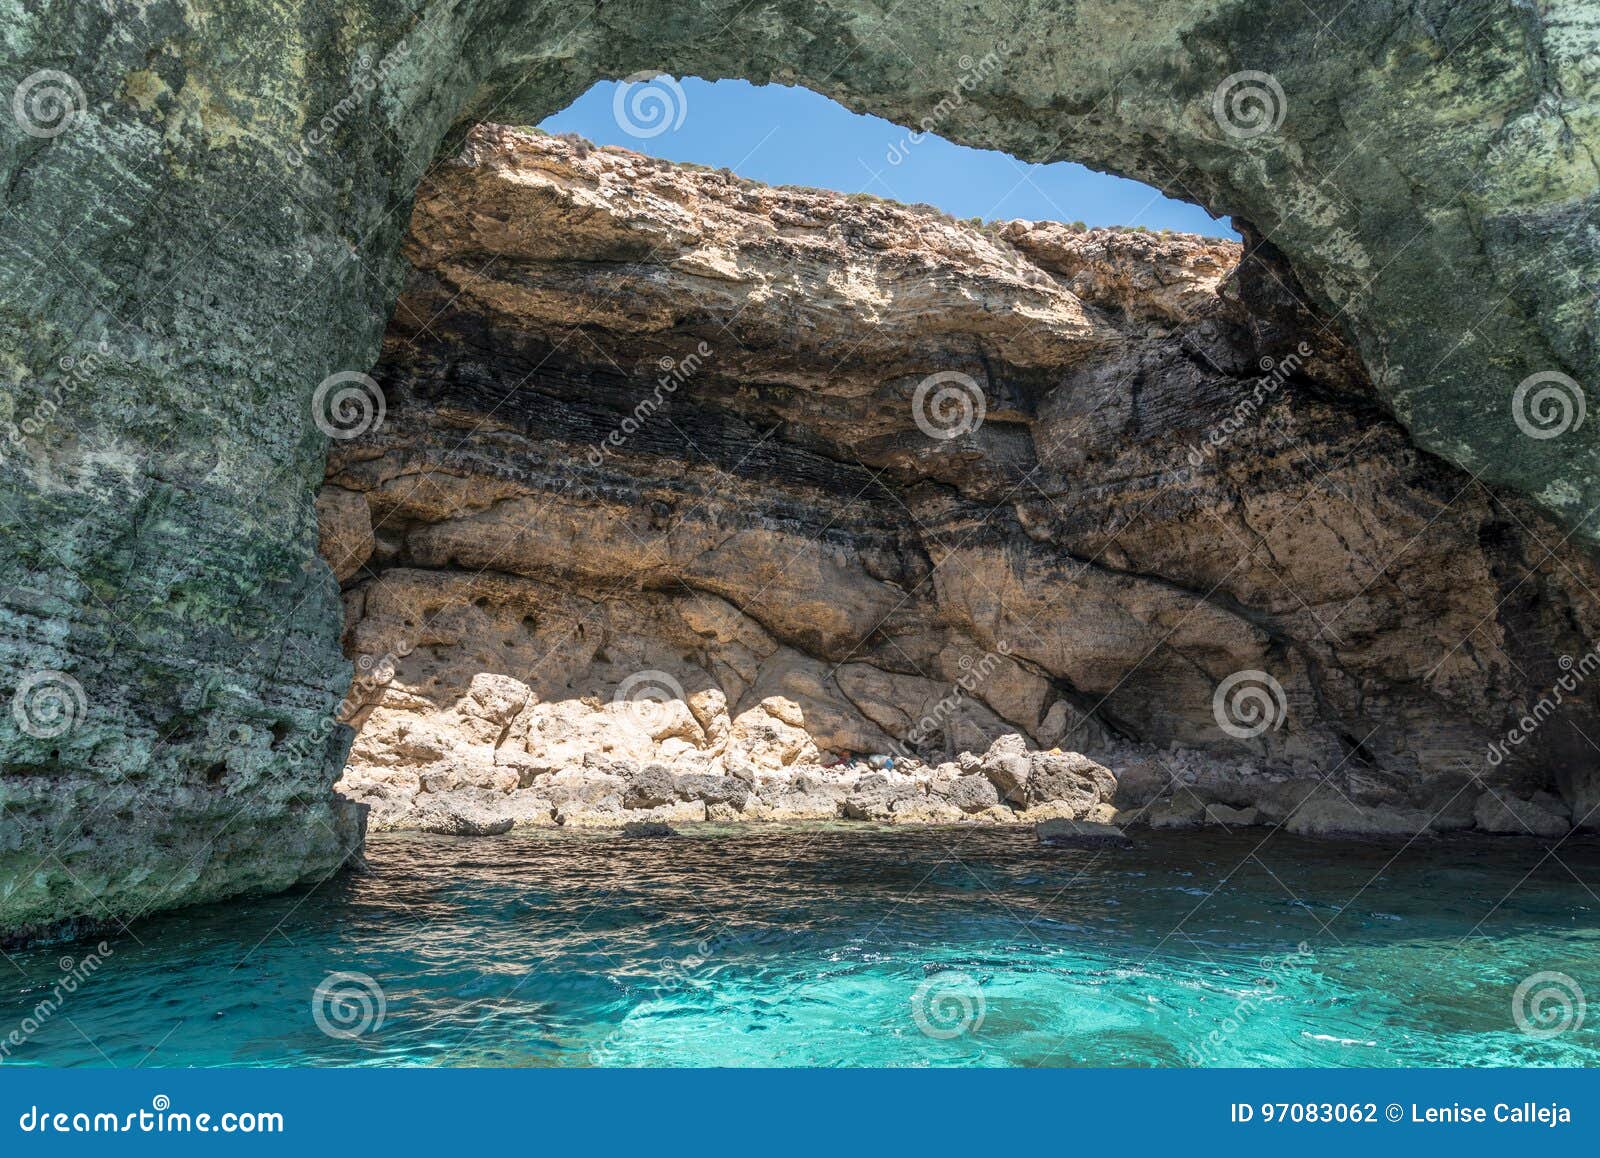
[541,77,1236,237]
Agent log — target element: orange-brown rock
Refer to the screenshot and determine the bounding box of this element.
[323,127,1600,835]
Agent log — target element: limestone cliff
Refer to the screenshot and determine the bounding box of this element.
[324,126,1599,839]
[4,0,1598,941]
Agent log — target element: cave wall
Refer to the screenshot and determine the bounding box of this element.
[324,126,1600,835]
[1,0,1597,938]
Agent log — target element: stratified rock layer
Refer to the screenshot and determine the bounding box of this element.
[4,0,1598,939]
[325,128,1600,838]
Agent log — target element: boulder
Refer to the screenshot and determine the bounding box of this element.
[975,805,1022,825]
[841,773,922,821]
[762,696,806,728]
[1418,777,1480,831]
[674,773,751,809]
[1036,818,1132,849]
[937,773,1002,814]
[540,768,626,809]
[502,790,556,827]
[888,797,968,824]
[1204,803,1260,827]
[411,799,515,837]
[1285,797,1433,839]
[1110,759,1171,807]
[727,697,820,769]
[620,800,708,826]
[1474,793,1570,838]
[1023,750,1117,811]
[979,733,1032,802]
[1139,796,1206,830]
[554,801,625,827]
[418,760,518,795]
[1252,778,1332,823]
[685,687,732,753]
[1024,800,1082,821]
[740,793,843,822]
[338,768,422,831]
[622,763,678,809]
[621,821,678,838]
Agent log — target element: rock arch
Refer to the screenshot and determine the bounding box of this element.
[1,0,1595,938]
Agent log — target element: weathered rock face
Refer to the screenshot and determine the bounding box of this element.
[327,127,1600,838]
[3,0,1597,938]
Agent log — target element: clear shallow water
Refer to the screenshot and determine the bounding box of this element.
[3,825,1598,1067]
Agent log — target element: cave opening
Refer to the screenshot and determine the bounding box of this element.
[313,79,1256,834]
[310,82,1597,841]
[3,0,1598,984]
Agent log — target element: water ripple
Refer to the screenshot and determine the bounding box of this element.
[3,826,1598,1067]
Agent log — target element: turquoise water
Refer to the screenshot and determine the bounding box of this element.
[3,826,1597,1067]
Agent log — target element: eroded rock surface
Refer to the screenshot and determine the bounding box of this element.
[4,0,1598,939]
[325,128,1600,838]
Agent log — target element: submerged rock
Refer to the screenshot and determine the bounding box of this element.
[1284,798,1434,840]
[1036,819,1132,850]
[413,808,515,837]
[1204,804,1260,828]
[621,822,679,839]
[1473,793,1570,839]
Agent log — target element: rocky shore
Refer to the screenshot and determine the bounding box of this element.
[345,703,1580,842]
